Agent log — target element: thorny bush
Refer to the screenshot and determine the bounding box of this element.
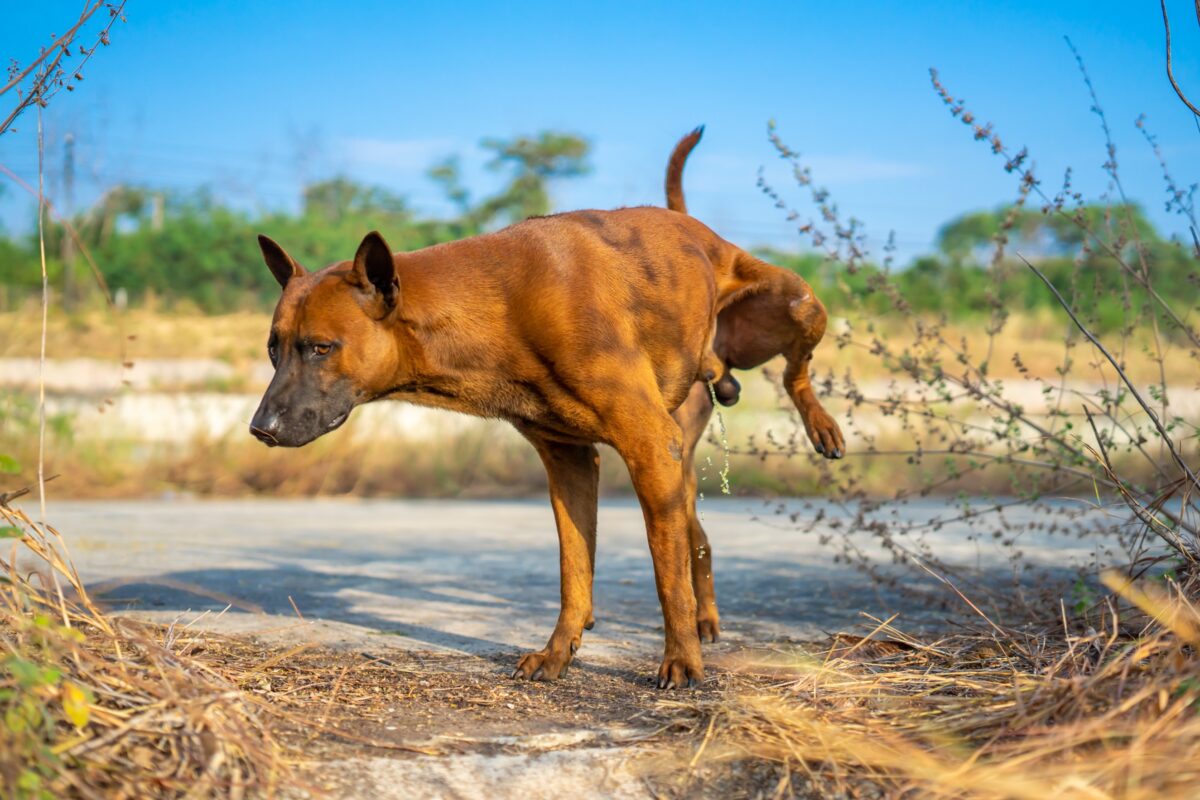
[737,44,1200,621]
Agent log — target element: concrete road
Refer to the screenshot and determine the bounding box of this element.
[39,497,1110,657]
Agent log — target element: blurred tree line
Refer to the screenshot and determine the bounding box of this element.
[760,203,1199,333]
[0,131,592,312]
[1,130,1196,331]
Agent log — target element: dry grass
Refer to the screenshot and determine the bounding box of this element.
[0,305,269,365]
[0,500,293,798]
[654,576,1200,799]
[1,305,1195,386]
[3,408,1156,501]
[2,303,1195,501]
[3,292,1195,503]
[0,425,560,499]
[1,498,485,798]
[827,310,1199,387]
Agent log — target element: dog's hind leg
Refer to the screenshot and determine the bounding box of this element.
[512,437,599,680]
[610,402,704,688]
[781,294,845,458]
[716,254,845,458]
[673,381,720,643]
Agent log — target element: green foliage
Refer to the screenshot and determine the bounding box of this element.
[936,203,1159,262]
[0,395,73,447]
[2,125,1195,325]
[1,131,593,313]
[1,614,89,800]
[758,201,1199,333]
[474,131,591,225]
[1070,576,1098,616]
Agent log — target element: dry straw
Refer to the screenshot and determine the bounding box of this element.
[656,577,1200,798]
[0,501,289,798]
[0,498,446,798]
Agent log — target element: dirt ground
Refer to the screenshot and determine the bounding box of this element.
[254,646,739,799]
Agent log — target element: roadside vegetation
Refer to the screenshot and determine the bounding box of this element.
[2,110,1197,502]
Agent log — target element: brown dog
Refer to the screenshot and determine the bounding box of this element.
[250,128,844,688]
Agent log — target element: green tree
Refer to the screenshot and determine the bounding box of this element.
[936,203,1159,264]
[473,132,591,225]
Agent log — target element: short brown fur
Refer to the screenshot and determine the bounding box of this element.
[251,129,844,688]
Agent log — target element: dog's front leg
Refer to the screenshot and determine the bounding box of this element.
[615,415,704,689]
[512,437,599,680]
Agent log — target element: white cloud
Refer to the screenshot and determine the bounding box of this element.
[804,154,926,183]
[339,137,459,172]
[690,151,926,192]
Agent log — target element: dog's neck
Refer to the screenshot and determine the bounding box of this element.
[370,246,514,417]
[361,236,594,441]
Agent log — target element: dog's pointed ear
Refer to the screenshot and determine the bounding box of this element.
[348,230,399,315]
[258,235,305,289]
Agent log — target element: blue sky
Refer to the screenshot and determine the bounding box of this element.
[2,1,1199,265]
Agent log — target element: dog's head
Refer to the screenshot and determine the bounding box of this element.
[249,231,403,448]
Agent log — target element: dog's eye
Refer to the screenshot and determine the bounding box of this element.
[312,343,332,357]
[268,344,278,366]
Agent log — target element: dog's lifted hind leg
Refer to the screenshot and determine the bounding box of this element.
[715,253,846,458]
[782,288,844,458]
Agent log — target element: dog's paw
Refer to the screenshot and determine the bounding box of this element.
[511,647,573,681]
[697,614,721,644]
[803,407,845,460]
[656,649,704,689]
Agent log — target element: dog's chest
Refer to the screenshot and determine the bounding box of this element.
[398,377,597,442]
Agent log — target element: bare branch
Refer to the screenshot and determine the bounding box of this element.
[0,1,126,137]
[1161,0,1200,118]
[1020,253,1200,493]
[0,4,102,99]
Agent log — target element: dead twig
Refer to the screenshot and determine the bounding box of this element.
[1160,0,1200,118]
[0,2,127,137]
[1019,254,1200,501]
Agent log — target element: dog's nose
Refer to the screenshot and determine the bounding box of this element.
[249,411,282,446]
[249,424,277,446]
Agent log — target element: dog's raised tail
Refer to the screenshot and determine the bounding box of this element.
[665,125,704,214]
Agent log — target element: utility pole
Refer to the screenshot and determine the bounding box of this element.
[61,132,77,308]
